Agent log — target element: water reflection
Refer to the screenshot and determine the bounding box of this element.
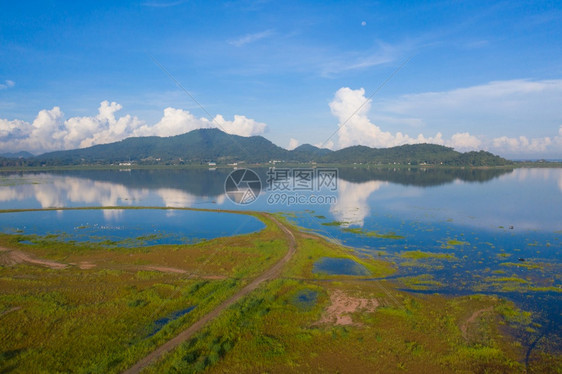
[0,173,221,210]
[0,168,560,232]
[330,180,385,227]
[0,174,148,208]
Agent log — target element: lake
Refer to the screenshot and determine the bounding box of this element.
[0,167,560,332]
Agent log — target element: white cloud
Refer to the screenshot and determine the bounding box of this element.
[329,87,470,150]
[65,101,144,148]
[0,102,267,153]
[206,114,266,137]
[491,125,562,155]
[134,107,208,137]
[287,138,299,150]
[0,80,15,90]
[449,132,482,151]
[492,136,552,154]
[229,30,273,47]
[329,86,562,155]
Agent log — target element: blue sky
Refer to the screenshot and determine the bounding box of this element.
[1,0,561,158]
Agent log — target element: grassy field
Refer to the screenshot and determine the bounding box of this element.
[0,209,559,373]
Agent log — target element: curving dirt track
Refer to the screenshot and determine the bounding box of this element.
[0,246,67,269]
[460,306,493,340]
[123,213,296,374]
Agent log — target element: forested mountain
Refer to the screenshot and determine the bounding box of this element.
[1,128,512,167]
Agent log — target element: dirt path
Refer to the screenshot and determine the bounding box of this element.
[123,213,296,374]
[460,306,493,340]
[0,306,21,318]
[0,246,67,269]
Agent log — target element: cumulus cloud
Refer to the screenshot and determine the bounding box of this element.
[287,138,299,150]
[449,132,482,151]
[65,101,144,148]
[491,125,562,155]
[0,80,15,90]
[206,114,266,137]
[329,87,475,150]
[134,107,208,137]
[0,102,267,153]
[492,136,552,154]
[329,86,562,155]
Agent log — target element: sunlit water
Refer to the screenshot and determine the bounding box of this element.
[1,167,561,344]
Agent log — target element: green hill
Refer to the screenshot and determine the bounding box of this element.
[2,128,512,167]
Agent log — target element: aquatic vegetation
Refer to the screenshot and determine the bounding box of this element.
[342,227,405,239]
[491,270,506,274]
[442,239,469,248]
[399,274,443,290]
[401,250,455,259]
[527,286,562,293]
[321,221,347,226]
[500,262,542,270]
[486,276,528,284]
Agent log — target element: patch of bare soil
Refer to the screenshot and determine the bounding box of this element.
[143,265,187,274]
[0,246,67,269]
[317,289,379,326]
[77,261,96,269]
[460,306,493,340]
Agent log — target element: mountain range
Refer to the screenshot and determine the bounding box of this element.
[0,128,511,167]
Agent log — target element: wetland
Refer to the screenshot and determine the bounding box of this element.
[0,167,560,372]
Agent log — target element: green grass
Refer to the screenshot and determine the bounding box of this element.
[150,278,533,373]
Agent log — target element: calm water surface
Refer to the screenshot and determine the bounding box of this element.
[0,209,264,246]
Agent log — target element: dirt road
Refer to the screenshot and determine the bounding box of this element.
[123,213,296,374]
[0,246,67,269]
